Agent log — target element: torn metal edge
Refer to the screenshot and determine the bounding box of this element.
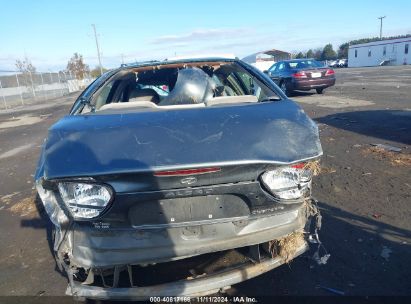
[66,243,308,300]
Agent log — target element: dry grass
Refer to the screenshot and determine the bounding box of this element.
[0,192,19,205]
[321,166,337,174]
[268,232,306,263]
[304,160,321,176]
[363,146,411,167]
[8,195,37,217]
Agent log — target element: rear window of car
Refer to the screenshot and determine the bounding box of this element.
[289,60,323,69]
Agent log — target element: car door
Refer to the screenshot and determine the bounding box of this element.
[275,62,287,84]
[268,63,280,84]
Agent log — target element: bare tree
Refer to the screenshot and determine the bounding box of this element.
[15,56,36,92]
[66,53,90,80]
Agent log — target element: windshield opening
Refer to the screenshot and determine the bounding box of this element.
[85,61,280,113]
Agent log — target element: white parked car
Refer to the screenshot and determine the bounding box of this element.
[328,60,338,67]
[337,59,348,67]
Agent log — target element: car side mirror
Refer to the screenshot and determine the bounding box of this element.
[263,70,269,74]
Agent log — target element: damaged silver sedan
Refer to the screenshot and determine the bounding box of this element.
[35,57,323,300]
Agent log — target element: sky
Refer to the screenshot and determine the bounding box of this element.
[0,0,410,71]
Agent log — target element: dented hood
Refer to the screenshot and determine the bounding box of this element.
[40,100,322,179]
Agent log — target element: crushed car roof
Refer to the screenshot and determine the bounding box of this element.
[119,56,238,70]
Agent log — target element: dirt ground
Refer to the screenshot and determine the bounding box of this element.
[0,65,410,301]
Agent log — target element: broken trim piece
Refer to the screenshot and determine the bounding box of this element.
[66,243,308,300]
[305,198,330,265]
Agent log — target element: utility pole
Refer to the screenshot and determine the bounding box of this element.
[121,53,125,65]
[92,24,103,76]
[378,16,386,39]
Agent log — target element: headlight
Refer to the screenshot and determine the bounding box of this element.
[57,182,113,219]
[261,164,312,200]
[36,180,69,226]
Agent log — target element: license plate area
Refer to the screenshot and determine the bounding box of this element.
[311,72,321,78]
[129,195,250,227]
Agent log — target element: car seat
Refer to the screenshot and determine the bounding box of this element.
[129,88,160,104]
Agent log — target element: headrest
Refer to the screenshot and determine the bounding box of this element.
[159,67,215,105]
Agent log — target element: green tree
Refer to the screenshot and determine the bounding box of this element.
[349,34,410,46]
[306,49,314,58]
[295,52,305,59]
[338,43,349,59]
[66,53,90,79]
[321,44,337,60]
[313,48,322,60]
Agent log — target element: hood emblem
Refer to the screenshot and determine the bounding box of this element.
[180,176,197,185]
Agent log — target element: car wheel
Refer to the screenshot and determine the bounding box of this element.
[316,88,324,94]
[280,81,289,96]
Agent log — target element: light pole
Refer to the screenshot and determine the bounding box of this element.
[92,24,103,76]
[378,16,386,39]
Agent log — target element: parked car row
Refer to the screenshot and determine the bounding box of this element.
[328,59,348,68]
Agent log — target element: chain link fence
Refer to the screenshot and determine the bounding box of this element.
[0,70,94,110]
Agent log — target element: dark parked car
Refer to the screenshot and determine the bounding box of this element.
[265,59,336,96]
[35,57,323,300]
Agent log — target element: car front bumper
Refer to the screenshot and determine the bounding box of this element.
[60,204,311,300]
[66,243,308,300]
[69,204,307,268]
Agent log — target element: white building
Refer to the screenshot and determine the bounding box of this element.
[348,37,411,67]
[242,49,291,71]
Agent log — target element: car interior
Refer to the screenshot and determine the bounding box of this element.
[82,61,279,114]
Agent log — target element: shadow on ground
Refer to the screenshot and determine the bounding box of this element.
[20,195,66,279]
[228,200,411,297]
[316,110,411,145]
[289,91,317,97]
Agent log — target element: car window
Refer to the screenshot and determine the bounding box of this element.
[268,63,278,73]
[289,60,323,69]
[94,81,115,110]
[235,71,263,99]
[278,63,285,71]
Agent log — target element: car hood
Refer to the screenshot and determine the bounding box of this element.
[38,100,322,179]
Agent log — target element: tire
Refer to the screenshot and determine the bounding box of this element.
[280,81,290,96]
[316,88,324,94]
